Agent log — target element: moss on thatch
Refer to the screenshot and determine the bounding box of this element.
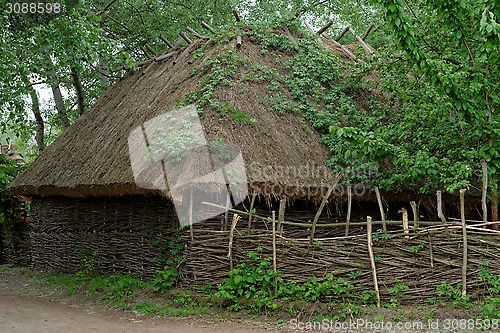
[10,31,342,200]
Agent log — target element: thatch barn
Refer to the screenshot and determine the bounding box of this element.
[9,26,491,299]
[9,29,348,277]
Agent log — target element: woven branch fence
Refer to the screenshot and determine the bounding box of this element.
[4,194,500,306]
[181,222,500,304]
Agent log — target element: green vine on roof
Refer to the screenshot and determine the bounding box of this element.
[181,23,489,194]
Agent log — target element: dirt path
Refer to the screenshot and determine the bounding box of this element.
[0,270,274,333]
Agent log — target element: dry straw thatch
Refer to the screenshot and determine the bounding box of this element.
[10,33,339,201]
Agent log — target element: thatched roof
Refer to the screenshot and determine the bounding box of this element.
[10,33,336,200]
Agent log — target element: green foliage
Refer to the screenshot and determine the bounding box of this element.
[151,236,183,293]
[374,0,500,195]
[152,266,179,294]
[215,251,280,313]
[0,155,26,225]
[387,278,409,307]
[372,228,391,241]
[478,259,500,318]
[410,242,425,254]
[134,301,158,315]
[436,282,470,309]
[215,251,364,314]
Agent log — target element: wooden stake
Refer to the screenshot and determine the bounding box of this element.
[186,26,204,39]
[201,21,215,34]
[335,26,350,41]
[323,33,357,60]
[154,51,175,62]
[428,232,434,267]
[189,189,194,242]
[232,8,240,22]
[367,216,381,308]
[223,190,231,231]
[304,21,326,49]
[247,191,257,232]
[272,210,277,292]
[345,184,352,237]
[348,27,374,54]
[436,190,450,238]
[145,43,156,55]
[278,198,286,236]
[179,31,193,45]
[310,173,343,242]
[316,20,333,35]
[401,207,409,239]
[361,24,375,40]
[481,159,488,224]
[410,201,418,227]
[460,189,467,296]
[374,187,387,233]
[159,35,174,48]
[173,43,195,64]
[228,214,240,270]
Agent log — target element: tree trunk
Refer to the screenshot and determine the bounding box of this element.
[21,74,44,152]
[98,55,110,89]
[47,68,70,129]
[492,174,498,230]
[71,66,86,116]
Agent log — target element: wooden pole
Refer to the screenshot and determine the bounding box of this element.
[232,8,240,22]
[310,173,343,241]
[348,27,374,54]
[481,159,488,225]
[460,189,468,296]
[428,232,434,267]
[201,21,215,33]
[367,216,381,308]
[159,35,174,48]
[361,24,375,40]
[304,21,326,49]
[280,22,296,43]
[272,210,277,292]
[335,26,350,41]
[316,20,333,35]
[145,44,156,55]
[323,33,357,60]
[228,214,240,270]
[345,184,352,237]
[173,43,195,64]
[436,190,450,238]
[247,190,257,232]
[179,31,193,45]
[155,51,175,62]
[223,191,231,231]
[186,26,204,39]
[410,201,418,227]
[401,207,409,239]
[189,189,194,242]
[278,198,286,236]
[374,187,387,233]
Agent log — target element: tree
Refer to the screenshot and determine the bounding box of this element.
[374,0,500,224]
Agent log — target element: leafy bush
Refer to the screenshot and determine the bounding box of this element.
[152,266,179,293]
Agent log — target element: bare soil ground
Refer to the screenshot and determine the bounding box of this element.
[0,267,493,333]
[0,268,271,333]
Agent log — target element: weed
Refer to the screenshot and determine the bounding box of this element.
[152,266,179,293]
[410,242,425,253]
[436,282,470,309]
[134,301,158,315]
